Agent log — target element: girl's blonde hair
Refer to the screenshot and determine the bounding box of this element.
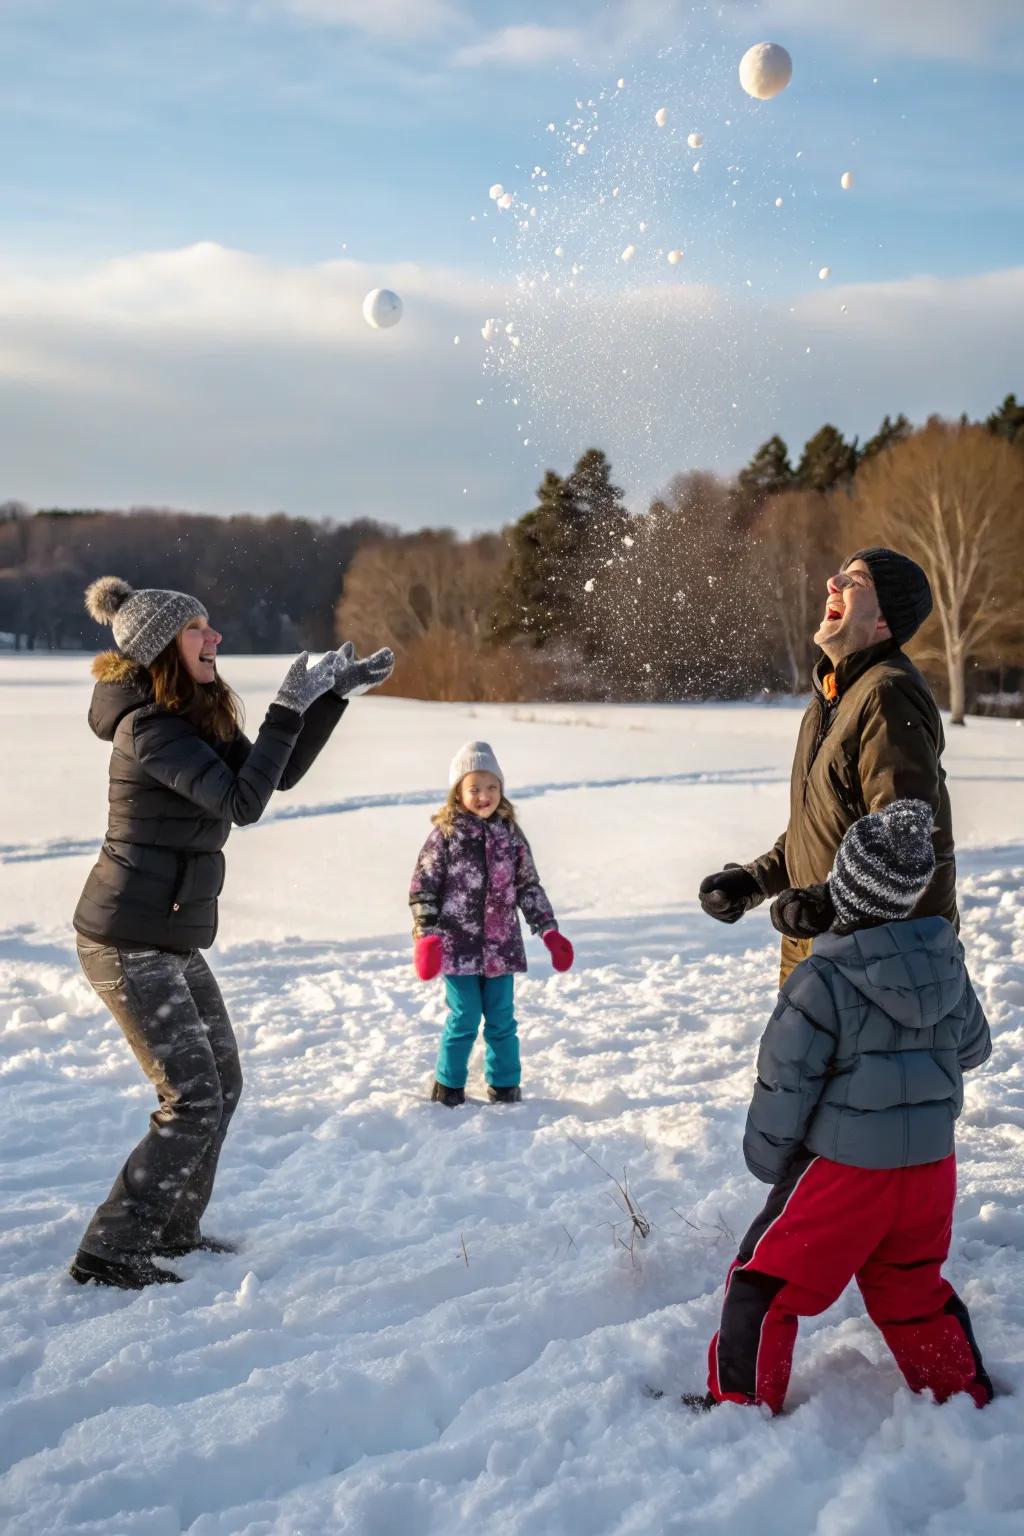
[433,780,518,837]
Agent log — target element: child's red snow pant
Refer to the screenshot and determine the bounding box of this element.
[707,1153,992,1414]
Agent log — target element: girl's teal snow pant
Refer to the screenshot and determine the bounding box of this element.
[436,974,520,1090]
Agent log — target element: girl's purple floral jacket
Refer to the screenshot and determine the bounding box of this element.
[409,811,557,977]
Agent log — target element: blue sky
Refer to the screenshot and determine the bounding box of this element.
[1,0,1022,528]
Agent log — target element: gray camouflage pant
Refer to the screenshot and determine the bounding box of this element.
[76,940,242,1260]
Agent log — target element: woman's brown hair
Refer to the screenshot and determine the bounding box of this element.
[433,782,517,837]
[148,639,243,742]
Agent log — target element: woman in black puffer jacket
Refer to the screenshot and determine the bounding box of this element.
[70,576,393,1290]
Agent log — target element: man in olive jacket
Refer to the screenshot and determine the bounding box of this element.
[699,547,955,984]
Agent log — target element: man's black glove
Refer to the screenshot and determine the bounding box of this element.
[698,864,763,925]
[770,883,835,940]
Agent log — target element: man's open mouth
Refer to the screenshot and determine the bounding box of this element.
[825,605,843,622]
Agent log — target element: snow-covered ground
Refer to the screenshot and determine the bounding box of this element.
[2,654,1022,1535]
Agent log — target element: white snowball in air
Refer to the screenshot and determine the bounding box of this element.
[667,249,684,264]
[775,196,784,207]
[818,266,831,280]
[840,171,854,190]
[554,245,564,257]
[617,78,625,89]
[584,578,595,592]
[489,184,503,201]
[739,42,793,100]
[655,107,668,127]
[504,322,515,334]
[577,143,587,155]
[362,288,402,329]
[612,186,621,197]
[620,244,636,262]
[497,192,513,210]
[687,132,703,149]
[481,318,497,341]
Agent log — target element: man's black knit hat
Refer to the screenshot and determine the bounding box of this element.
[842,547,933,645]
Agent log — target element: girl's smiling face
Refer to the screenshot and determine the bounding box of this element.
[459,772,501,819]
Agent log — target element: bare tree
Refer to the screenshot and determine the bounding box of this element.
[336,529,535,701]
[753,488,839,692]
[852,423,1024,724]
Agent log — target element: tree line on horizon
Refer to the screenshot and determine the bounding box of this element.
[2,392,1023,721]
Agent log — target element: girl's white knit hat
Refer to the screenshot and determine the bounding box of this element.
[449,741,504,792]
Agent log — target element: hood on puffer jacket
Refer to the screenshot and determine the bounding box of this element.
[811,916,966,1031]
[88,649,153,741]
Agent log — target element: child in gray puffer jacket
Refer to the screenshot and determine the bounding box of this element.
[698,799,993,1416]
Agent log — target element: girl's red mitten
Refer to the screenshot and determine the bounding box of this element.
[542,930,574,972]
[414,934,443,981]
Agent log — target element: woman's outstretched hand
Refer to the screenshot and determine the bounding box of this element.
[414,934,443,981]
[273,650,345,713]
[332,641,396,698]
[542,929,574,972]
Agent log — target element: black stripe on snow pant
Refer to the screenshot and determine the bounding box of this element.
[735,1153,815,1266]
[717,1270,787,1399]
[943,1292,994,1400]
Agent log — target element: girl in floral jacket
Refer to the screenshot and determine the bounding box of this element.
[409,741,574,1106]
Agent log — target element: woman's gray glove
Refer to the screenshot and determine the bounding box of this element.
[273,650,344,713]
[332,641,395,698]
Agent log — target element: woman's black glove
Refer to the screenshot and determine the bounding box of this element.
[698,864,763,925]
[770,883,835,940]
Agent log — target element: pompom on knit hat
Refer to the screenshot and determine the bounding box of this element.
[449,741,504,793]
[828,799,936,931]
[84,576,208,667]
[842,547,933,646]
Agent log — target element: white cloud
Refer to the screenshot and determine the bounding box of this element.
[731,0,1021,62]
[452,24,584,68]
[0,244,1020,526]
[243,0,461,40]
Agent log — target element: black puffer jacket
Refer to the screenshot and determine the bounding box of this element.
[73,652,347,951]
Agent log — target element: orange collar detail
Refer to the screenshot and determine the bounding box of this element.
[822,672,838,703]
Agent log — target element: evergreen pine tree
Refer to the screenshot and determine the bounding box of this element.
[860,413,912,461]
[736,435,795,507]
[489,470,586,648]
[985,393,1024,446]
[796,424,859,492]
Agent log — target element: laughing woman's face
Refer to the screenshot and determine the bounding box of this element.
[177,615,223,683]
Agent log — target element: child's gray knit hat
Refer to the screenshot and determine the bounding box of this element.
[449,740,504,792]
[828,799,935,930]
[85,576,208,666]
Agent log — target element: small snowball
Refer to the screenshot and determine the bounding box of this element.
[687,131,703,149]
[622,534,635,547]
[488,183,503,201]
[617,77,625,89]
[775,196,784,207]
[818,266,831,280]
[655,107,668,127]
[840,171,854,190]
[577,143,587,155]
[667,249,684,264]
[620,244,636,262]
[612,186,621,197]
[497,192,513,210]
[584,578,595,592]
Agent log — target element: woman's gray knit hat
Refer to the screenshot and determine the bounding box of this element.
[449,740,504,792]
[84,575,208,666]
[828,799,936,930]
